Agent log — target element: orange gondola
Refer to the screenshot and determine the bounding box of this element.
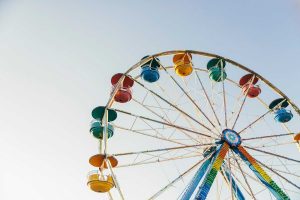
[294,133,300,142]
[89,154,118,169]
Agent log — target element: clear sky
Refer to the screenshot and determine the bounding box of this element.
[0,1,300,200]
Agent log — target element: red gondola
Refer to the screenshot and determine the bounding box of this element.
[239,74,261,98]
[111,73,134,103]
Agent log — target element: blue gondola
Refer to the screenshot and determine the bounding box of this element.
[269,98,293,123]
[274,108,293,123]
[140,56,160,83]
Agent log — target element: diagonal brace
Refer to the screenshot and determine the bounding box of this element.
[232,145,290,200]
[194,143,230,200]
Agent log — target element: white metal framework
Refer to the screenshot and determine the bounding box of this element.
[97,50,300,200]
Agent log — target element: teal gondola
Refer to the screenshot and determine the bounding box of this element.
[207,58,227,82]
[90,120,114,139]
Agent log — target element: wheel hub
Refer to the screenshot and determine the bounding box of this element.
[222,129,241,147]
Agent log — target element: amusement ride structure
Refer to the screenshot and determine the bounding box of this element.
[86,50,300,200]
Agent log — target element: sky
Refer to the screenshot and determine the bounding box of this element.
[0,1,300,200]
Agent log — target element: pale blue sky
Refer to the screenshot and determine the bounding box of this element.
[0,1,300,200]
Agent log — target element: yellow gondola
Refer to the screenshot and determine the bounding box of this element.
[173,53,193,76]
[87,171,115,193]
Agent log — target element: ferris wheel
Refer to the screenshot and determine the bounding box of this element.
[86,50,300,200]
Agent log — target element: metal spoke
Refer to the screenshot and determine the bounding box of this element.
[235,146,291,199]
[275,158,300,178]
[221,66,228,128]
[230,160,266,188]
[106,158,125,200]
[256,159,300,190]
[143,104,176,111]
[113,143,214,157]
[102,109,109,155]
[238,111,272,135]
[161,64,217,131]
[132,98,199,143]
[238,98,287,135]
[114,108,217,139]
[220,164,252,199]
[149,89,200,135]
[243,133,294,141]
[133,78,215,133]
[250,141,295,149]
[195,71,222,131]
[99,169,114,200]
[148,156,212,200]
[126,149,193,169]
[231,150,255,199]
[114,124,207,161]
[243,146,300,163]
[114,125,191,146]
[117,154,201,168]
[140,118,167,139]
[224,153,234,200]
[232,75,255,129]
[229,160,272,199]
